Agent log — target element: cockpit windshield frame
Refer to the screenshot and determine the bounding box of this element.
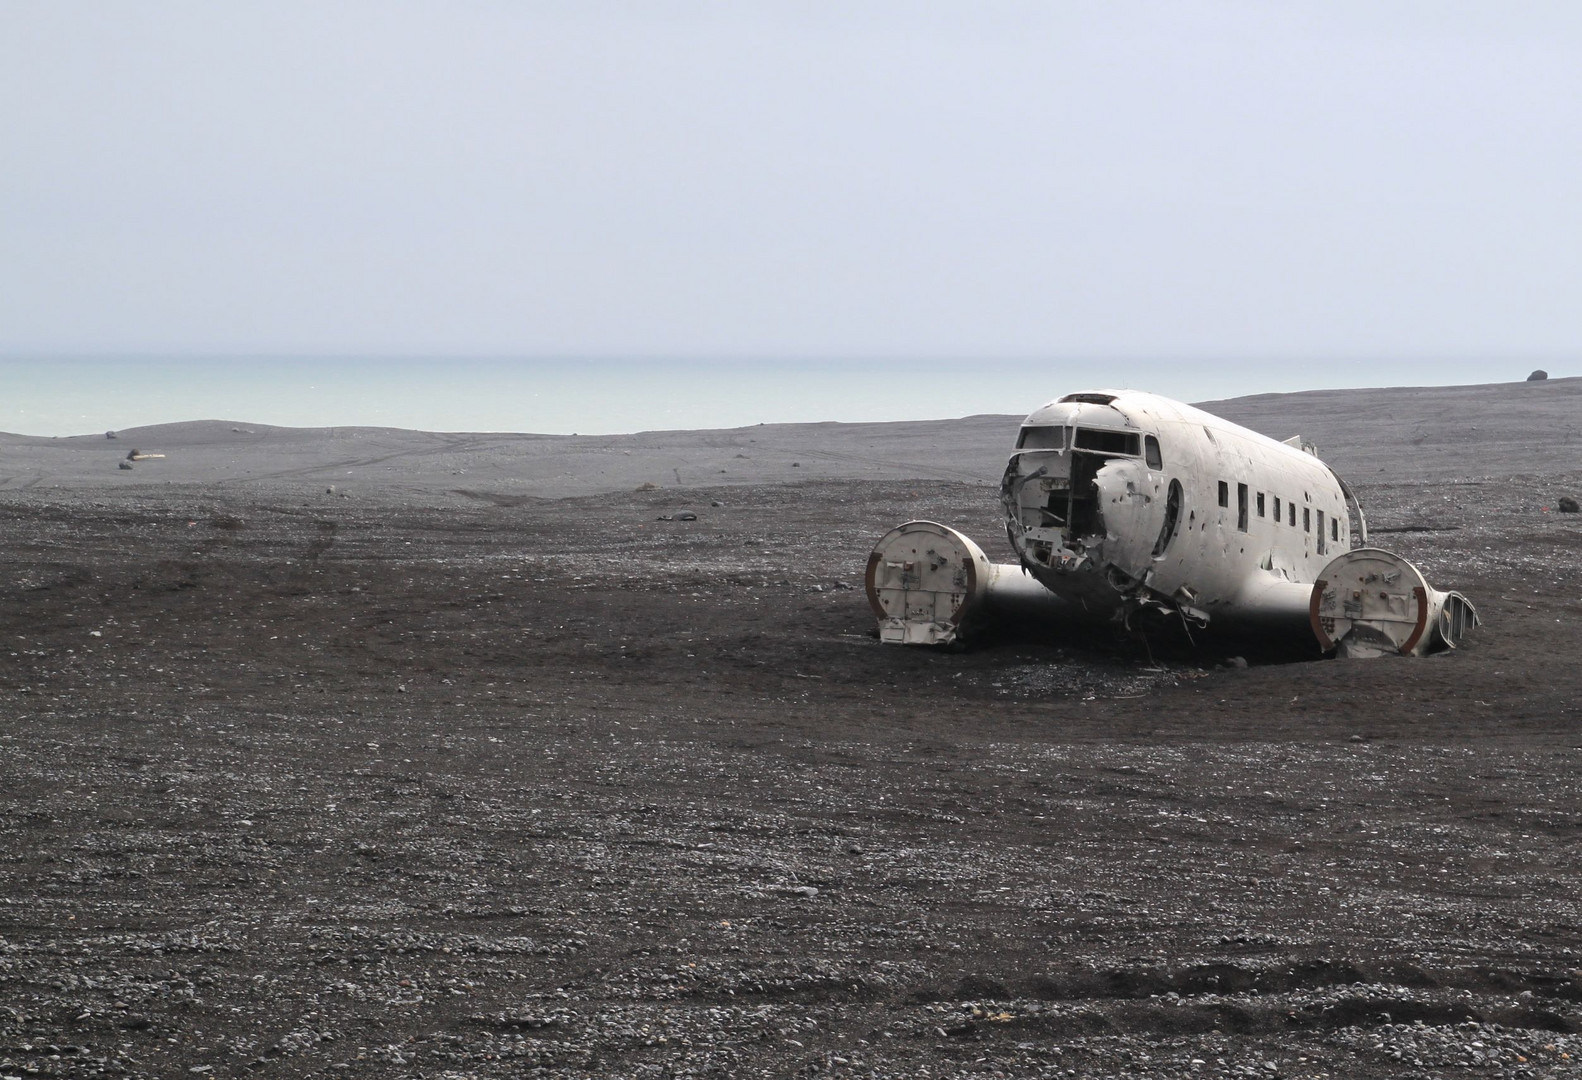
[1071,428,1141,456]
[1016,425,1067,451]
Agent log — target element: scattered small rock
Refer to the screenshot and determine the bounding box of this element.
[118,461,133,470]
[1527,369,1549,381]
[636,481,658,491]
[1559,496,1579,513]
[1225,656,1249,669]
[105,430,117,439]
[771,884,819,899]
[677,512,697,521]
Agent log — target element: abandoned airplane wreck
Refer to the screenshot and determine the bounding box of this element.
[867,389,1478,658]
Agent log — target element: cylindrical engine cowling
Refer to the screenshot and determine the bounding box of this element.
[866,521,1065,645]
[1310,547,1479,657]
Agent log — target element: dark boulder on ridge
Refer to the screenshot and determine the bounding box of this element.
[1528,369,1549,380]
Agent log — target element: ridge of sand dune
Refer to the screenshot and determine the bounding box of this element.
[1,377,1576,495]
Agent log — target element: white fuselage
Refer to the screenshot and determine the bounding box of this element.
[1001,390,1354,629]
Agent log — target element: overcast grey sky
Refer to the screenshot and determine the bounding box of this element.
[2,1,1579,362]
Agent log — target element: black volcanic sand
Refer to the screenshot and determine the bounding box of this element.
[3,382,1582,1078]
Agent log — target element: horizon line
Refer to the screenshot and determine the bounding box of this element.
[0,352,1575,366]
[5,375,1573,443]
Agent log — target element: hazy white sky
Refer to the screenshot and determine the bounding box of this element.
[2,1,1579,362]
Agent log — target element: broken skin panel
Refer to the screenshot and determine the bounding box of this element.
[1086,457,1212,628]
[1261,548,1298,582]
[1089,457,1160,581]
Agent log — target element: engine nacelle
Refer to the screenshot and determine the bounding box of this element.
[865,521,1066,645]
[1310,548,1479,657]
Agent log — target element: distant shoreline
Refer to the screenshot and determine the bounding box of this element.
[1,357,1563,440]
[1,379,1575,498]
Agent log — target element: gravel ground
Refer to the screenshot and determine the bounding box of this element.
[2,443,1582,1077]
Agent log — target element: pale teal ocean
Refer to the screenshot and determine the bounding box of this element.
[0,357,1559,438]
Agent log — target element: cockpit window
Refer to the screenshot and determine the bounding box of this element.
[1016,425,1065,450]
[1072,428,1140,455]
[1144,435,1163,470]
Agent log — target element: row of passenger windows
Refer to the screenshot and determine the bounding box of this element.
[1217,480,1340,549]
[1014,426,1342,551]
